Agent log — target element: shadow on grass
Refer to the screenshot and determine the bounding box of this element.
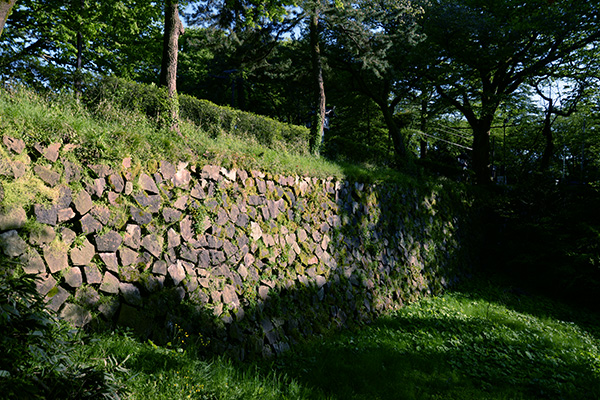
[249,281,600,400]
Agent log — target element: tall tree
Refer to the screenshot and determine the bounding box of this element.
[309,1,326,155]
[0,0,163,89]
[421,0,600,184]
[0,0,17,37]
[160,0,185,134]
[325,0,427,163]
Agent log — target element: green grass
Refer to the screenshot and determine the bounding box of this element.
[0,85,411,185]
[70,281,600,400]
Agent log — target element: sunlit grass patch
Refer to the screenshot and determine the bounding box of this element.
[268,283,600,400]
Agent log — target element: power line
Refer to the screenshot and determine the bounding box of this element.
[416,131,473,151]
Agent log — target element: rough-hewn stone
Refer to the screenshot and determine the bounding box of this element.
[0,206,27,231]
[0,230,27,257]
[99,272,120,294]
[47,286,69,312]
[73,190,93,215]
[70,238,95,266]
[34,204,58,226]
[44,246,69,273]
[60,303,92,327]
[95,230,123,252]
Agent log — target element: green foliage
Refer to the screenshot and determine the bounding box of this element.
[0,258,121,399]
[179,93,311,155]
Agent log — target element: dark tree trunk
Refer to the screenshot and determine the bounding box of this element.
[379,103,406,163]
[160,0,184,134]
[0,0,17,37]
[74,0,84,96]
[540,98,554,172]
[419,98,428,159]
[471,118,493,184]
[309,5,326,155]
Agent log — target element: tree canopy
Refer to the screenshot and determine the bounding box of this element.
[3,0,600,184]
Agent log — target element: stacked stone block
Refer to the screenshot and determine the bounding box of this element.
[0,135,476,358]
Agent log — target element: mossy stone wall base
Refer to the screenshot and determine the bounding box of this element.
[0,135,479,359]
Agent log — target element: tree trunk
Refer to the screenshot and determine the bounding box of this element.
[379,103,406,163]
[309,4,326,155]
[419,98,428,159]
[160,0,184,135]
[74,0,84,96]
[540,99,554,172]
[0,0,17,37]
[471,118,493,184]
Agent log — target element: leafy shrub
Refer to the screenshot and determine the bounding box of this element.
[0,258,121,399]
[179,93,310,155]
[83,76,311,155]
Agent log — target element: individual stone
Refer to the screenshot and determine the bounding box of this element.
[124,181,133,195]
[160,160,176,180]
[243,252,255,267]
[20,249,46,274]
[46,286,69,312]
[133,191,162,211]
[167,228,180,249]
[60,228,76,246]
[139,173,159,194]
[130,206,152,225]
[3,135,25,154]
[120,282,142,306]
[64,267,83,288]
[60,303,92,327]
[250,222,262,241]
[180,216,193,242]
[141,234,163,258]
[123,224,142,249]
[119,246,139,266]
[95,230,123,252]
[57,207,76,223]
[222,284,240,308]
[70,238,95,265]
[168,262,186,286]
[0,205,27,231]
[0,230,27,257]
[36,273,57,296]
[73,190,93,215]
[107,173,125,193]
[162,207,182,223]
[99,272,120,294]
[108,191,120,205]
[34,204,58,226]
[84,264,103,284]
[221,168,236,181]
[63,160,82,184]
[91,205,110,225]
[173,195,188,210]
[190,183,205,200]
[173,163,191,187]
[75,286,101,307]
[152,260,167,275]
[10,160,26,179]
[258,285,270,300]
[202,164,221,181]
[44,247,69,274]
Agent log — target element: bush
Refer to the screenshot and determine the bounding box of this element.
[82,76,311,155]
[0,258,121,399]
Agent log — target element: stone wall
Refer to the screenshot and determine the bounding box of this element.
[0,135,477,359]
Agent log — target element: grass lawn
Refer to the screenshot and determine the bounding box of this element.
[76,279,600,400]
